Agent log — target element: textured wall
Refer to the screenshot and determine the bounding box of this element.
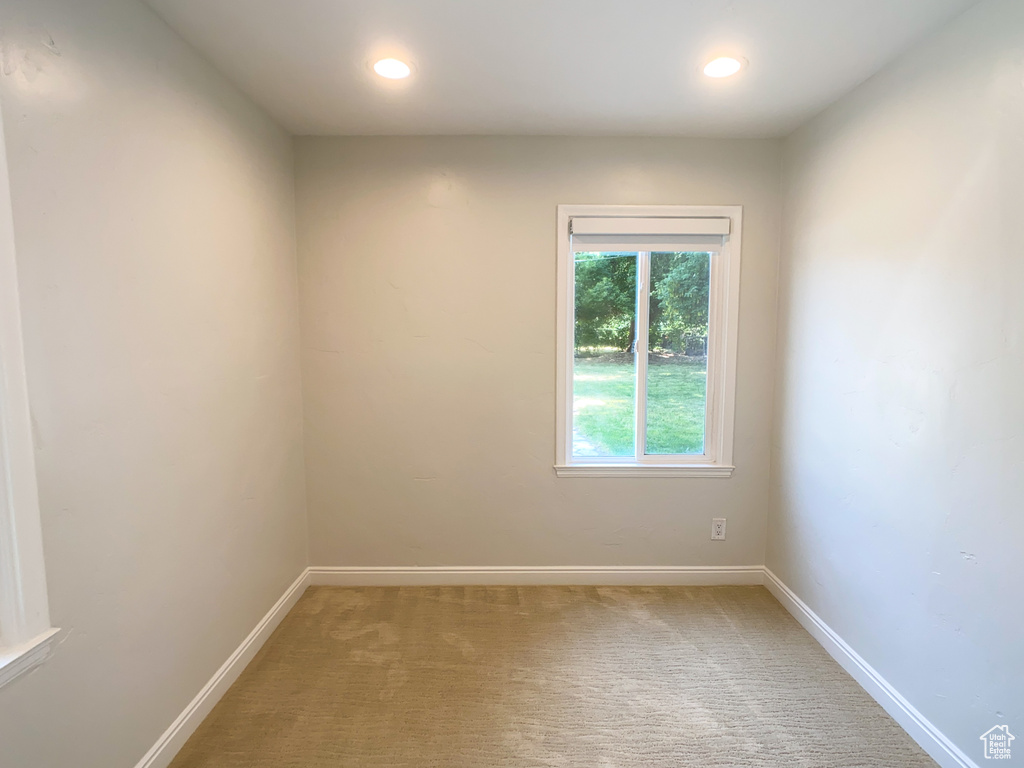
[0,1,307,765]
[296,136,781,569]
[768,0,1024,759]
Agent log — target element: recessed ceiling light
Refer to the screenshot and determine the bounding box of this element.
[373,58,411,79]
[703,57,743,78]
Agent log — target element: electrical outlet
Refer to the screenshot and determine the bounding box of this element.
[711,518,727,540]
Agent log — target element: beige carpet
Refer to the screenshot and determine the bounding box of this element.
[169,585,937,767]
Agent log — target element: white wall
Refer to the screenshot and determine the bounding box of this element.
[296,136,781,568]
[769,0,1024,760]
[0,1,307,766]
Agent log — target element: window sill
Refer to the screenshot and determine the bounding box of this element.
[554,464,734,478]
[0,627,60,691]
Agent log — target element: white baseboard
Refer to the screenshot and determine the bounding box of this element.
[132,569,311,768]
[307,565,765,587]
[763,568,978,768]
[135,565,975,768]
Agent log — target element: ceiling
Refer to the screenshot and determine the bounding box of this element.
[144,0,978,137]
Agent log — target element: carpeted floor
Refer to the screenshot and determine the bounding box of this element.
[169,585,937,767]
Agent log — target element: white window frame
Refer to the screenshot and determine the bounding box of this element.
[0,108,58,689]
[555,204,742,477]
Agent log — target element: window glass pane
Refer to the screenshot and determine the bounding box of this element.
[572,252,637,458]
[645,251,711,455]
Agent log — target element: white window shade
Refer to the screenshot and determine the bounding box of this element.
[569,217,730,237]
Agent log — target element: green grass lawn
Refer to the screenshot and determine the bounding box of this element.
[573,355,707,457]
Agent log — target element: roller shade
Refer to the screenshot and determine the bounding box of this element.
[570,217,730,237]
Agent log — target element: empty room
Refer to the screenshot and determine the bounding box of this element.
[0,0,1021,766]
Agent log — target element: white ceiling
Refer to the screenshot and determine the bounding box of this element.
[144,0,978,137]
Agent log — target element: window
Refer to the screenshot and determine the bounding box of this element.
[555,205,741,477]
[0,112,57,689]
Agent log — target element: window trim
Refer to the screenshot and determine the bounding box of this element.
[555,204,742,478]
[0,108,58,689]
